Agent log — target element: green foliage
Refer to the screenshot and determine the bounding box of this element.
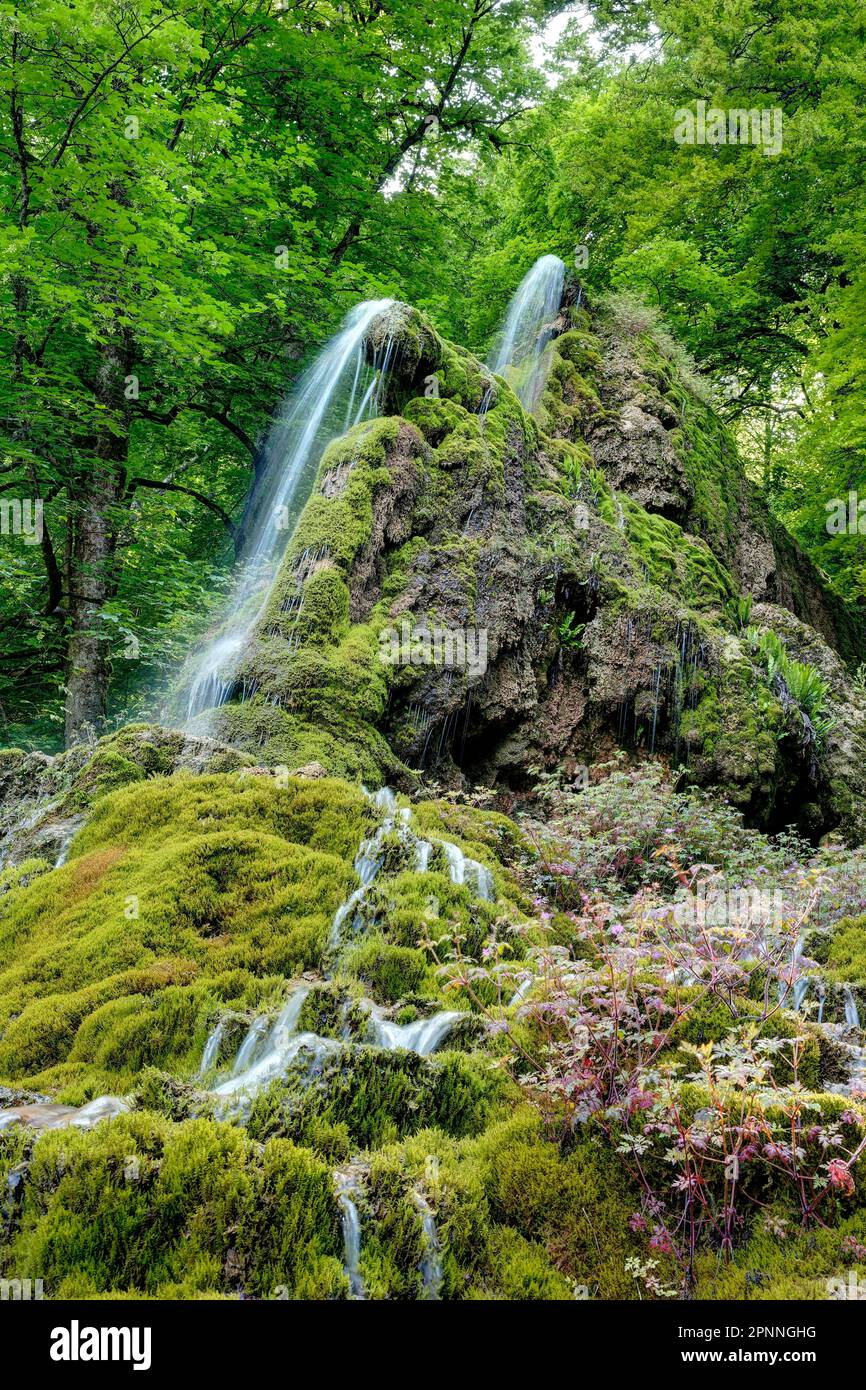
[0,0,558,742]
[0,773,368,1093]
[246,1047,507,1151]
[0,1113,345,1299]
[746,626,835,741]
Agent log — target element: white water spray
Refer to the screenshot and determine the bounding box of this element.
[335,1171,366,1299]
[178,299,396,725]
[488,254,566,410]
[366,1006,463,1055]
[843,986,861,1031]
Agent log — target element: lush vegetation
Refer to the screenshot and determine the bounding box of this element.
[2,0,866,1307]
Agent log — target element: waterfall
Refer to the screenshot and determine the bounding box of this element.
[335,1172,366,1299]
[488,254,566,410]
[210,986,334,1104]
[366,1006,463,1055]
[177,299,396,726]
[843,987,861,1030]
[414,1192,444,1300]
[440,840,495,901]
[198,1021,224,1076]
[230,1015,270,1076]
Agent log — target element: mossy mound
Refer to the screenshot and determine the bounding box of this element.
[0,773,371,1096]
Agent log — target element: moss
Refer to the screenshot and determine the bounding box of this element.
[0,774,368,1093]
[824,916,866,987]
[211,701,399,783]
[68,749,146,806]
[694,1209,866,1300]
[537,330,604,438]
[0,1112,345,1299]
[283,416,419,571]
[622,496,734,611]
[341,937,433,1002]
[296,984,368,1041]
[485,1228,575,1299]
[665,991,822,1090]
[246,1046,507,1150]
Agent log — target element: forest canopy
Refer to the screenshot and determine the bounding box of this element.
[1,0,864,748]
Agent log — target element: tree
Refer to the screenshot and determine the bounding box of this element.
[0,0,564,746]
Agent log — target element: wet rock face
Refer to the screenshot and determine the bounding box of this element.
[587,398,693,524]
[0,726,252,868]
[585,316,862,663]
[197,300,866,839]
[363,302,443,407]
[751,603,866,842]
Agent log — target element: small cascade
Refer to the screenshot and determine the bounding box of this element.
[328,788,403,950]
[778,935,806,1008]
[328,887,367,950]
[510,975,535,1005]
[366,1006,463,1055]
[211,987,333,1104]
[440,840,495,901]
[335,1171,366,1299]
[843,987,861,1030]
[198,1021,225,1076]
[489,254,566,410]
[0,1095,129,1134]
[53,818,84,868]
[231,1016,270,1076]
[793,976,811,1012]
[414,1192,444,1300]
[177,299,397,727]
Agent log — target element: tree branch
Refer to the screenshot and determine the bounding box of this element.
[128,478,239,540]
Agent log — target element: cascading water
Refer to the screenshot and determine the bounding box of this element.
[366,1007,464,1055]
[210,986,330,1106]
[414,1192,444,1300]
[488,254,566,410]
[844,986,861,1030]
[440,840,495,901]
[230,1015,270,1076]
[1,789,495,1140]
[335,1171,367,1299]
[177,299,396,726]
[198,1021,224,1076]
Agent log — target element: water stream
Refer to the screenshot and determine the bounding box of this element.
[488,254,566,410]
[415,1191,444,1300]
[177,299,396,726]
[334,1170,367,1299]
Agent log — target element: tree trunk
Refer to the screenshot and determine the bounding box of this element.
[64,333,131,747]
